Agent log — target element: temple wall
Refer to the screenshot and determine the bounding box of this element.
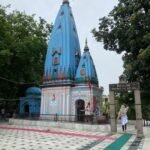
[41,85,102,116]
[40,86,71,116]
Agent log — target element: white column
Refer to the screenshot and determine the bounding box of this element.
[109,91,117,132]
[66,95,69,115]
[134,90,144,137]
[40,95,44,114]
[63,94,65,115]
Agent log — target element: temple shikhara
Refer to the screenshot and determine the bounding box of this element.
[40,0,103,120]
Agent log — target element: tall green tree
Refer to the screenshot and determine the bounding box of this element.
[92,0,150,91]
[0,5,53,98]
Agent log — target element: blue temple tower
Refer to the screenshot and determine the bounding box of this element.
[41,0,102,121]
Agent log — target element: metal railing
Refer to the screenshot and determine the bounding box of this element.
[3,113,109,124]
[142,105,150,127]
[143,118,150,126]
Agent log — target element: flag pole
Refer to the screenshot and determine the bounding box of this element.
[88,78,92,113]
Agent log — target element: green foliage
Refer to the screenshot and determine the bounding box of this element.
[92,0,150,91]
[0,5,53,98]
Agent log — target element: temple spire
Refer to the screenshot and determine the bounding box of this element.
[63,0,69,4]
[84,38,89,52]
[75,38,98,86]
[44,0,80,82]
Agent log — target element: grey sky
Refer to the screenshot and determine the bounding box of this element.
[1,0,123,94]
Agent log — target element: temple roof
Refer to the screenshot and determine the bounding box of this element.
[43,0,81,82]
[75,41,98,86]
[26,87,41,96]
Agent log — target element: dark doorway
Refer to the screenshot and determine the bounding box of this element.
[76,100,85,121]
[24,104,29,113]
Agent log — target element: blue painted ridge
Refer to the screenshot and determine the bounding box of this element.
[104,133,133,150]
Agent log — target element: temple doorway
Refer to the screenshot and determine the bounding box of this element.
[75,99,85,121]
[24,103,29,113]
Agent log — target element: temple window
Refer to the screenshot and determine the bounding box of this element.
[60,11,64,16]
[53,57,59,65]
[58,48,62,55]
[73,27,76,32]
[82,63,85,68]
[75,51,79,56]
[54,69,57,73]
[80,69,85,76]
[53,69,58,78]
[58,24,61,29]
[52,49,56,56]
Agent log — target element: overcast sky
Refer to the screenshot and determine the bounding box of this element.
[1,0,123,95]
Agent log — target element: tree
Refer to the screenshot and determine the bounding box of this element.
[92,0,150,91]
[0,5,53,98]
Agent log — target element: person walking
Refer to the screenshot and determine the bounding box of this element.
[117,104,129,133]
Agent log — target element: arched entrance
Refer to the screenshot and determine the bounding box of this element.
[24,103,29,113]
[75,100,85,121]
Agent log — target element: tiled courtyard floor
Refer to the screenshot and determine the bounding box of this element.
[0,122,145,150]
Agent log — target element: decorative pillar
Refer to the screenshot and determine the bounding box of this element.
[110,91,117,132]
[134,90,144,137]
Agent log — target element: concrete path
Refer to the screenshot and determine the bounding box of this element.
[0,122,147,150]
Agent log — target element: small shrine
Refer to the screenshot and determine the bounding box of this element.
[19,87,41,114]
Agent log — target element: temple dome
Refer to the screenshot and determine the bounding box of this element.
[75,42,98,86]
[26,87,41,96]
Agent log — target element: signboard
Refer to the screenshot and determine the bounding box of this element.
[109,82,140,91]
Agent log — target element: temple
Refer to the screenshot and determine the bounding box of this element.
[40,0,102,121]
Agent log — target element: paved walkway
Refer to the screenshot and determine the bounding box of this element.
[0,122,147,150]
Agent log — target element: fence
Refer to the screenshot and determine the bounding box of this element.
[1,112,149,127]
[142,105,150,127]
[0,113,109,124]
